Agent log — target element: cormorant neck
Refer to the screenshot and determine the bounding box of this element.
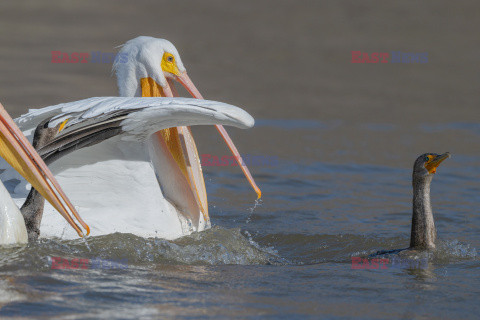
[410,175,436,250]
[19,119,51,241]
[20,189,44,242]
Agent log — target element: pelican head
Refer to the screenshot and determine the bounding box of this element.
[114,36,199,99]
[410,152,450,250]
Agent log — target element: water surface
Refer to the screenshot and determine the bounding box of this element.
[0,1,479,319]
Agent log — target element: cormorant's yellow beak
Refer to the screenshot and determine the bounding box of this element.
[425,152,451,174]
[0,103,90,237]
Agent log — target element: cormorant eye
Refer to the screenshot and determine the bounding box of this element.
[167,56,174,62]
[424,155,430,162]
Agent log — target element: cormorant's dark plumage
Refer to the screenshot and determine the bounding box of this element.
[409,152,450,250]
[371,152,450,257]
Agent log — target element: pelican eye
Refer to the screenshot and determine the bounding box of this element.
[167,56,174,62]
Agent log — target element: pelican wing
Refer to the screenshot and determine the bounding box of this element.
[23,97,253,163]
[17,97,253,139]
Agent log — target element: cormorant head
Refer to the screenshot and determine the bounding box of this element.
[413,152,451,180]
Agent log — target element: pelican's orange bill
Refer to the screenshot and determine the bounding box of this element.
[171,72,262,199]
[0,103,90,237]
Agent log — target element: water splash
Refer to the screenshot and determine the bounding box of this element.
[245,198,263,224]
[81,236,91,252]
[434,239,477,261]
[0,226,280,271]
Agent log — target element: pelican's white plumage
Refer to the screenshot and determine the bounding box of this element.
[2,97,254,240]
[0,182,27,244]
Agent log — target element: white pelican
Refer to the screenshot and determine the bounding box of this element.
[7,97,254,240]
[0,103,89,245]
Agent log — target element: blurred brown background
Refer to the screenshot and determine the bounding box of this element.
[0,0,478,166]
